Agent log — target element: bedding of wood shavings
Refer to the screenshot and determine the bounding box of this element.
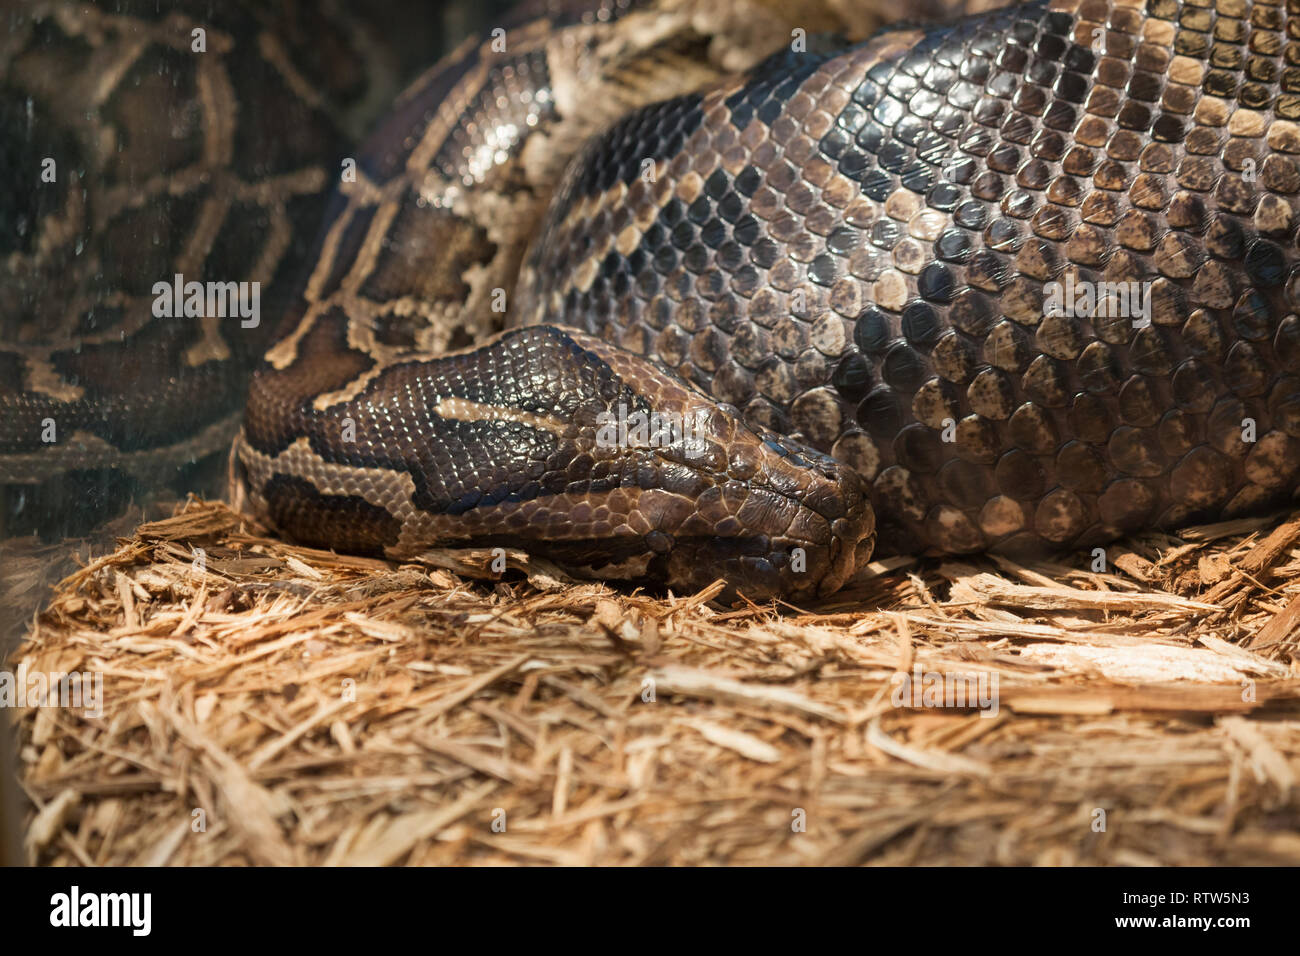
[5,497,1300,866]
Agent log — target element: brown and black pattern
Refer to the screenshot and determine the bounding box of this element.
[503,0,1300,562]
[0,0,440,497]
[262,0,816,370]
[241,0,1300,595]
[242,0,876,598]
[19,0,1300,597]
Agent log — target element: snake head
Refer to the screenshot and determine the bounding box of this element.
[570,337,877,602]
[235,325,875,603]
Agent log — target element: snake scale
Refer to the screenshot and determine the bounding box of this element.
[8,0,1300,601]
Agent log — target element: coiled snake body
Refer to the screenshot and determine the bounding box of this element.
[10,0,1300,600]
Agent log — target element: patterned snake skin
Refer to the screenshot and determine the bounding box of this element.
[13,0,1300,600]
[0,0,454,534]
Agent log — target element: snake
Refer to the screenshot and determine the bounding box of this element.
[8,0,1300,602]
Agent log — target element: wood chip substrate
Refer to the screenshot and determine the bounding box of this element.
[6,498,1300,865]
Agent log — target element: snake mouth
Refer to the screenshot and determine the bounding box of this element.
[821,512,878,598]
[627,411,876,601]
[815,470,877,598]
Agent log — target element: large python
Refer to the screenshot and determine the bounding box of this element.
[10,0,1300,602]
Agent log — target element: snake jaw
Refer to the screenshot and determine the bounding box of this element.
[651,461,875,602]
[581,345,877,601]
[636,397,876,601]
[819,472,877,598]
[742,429,877,599]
